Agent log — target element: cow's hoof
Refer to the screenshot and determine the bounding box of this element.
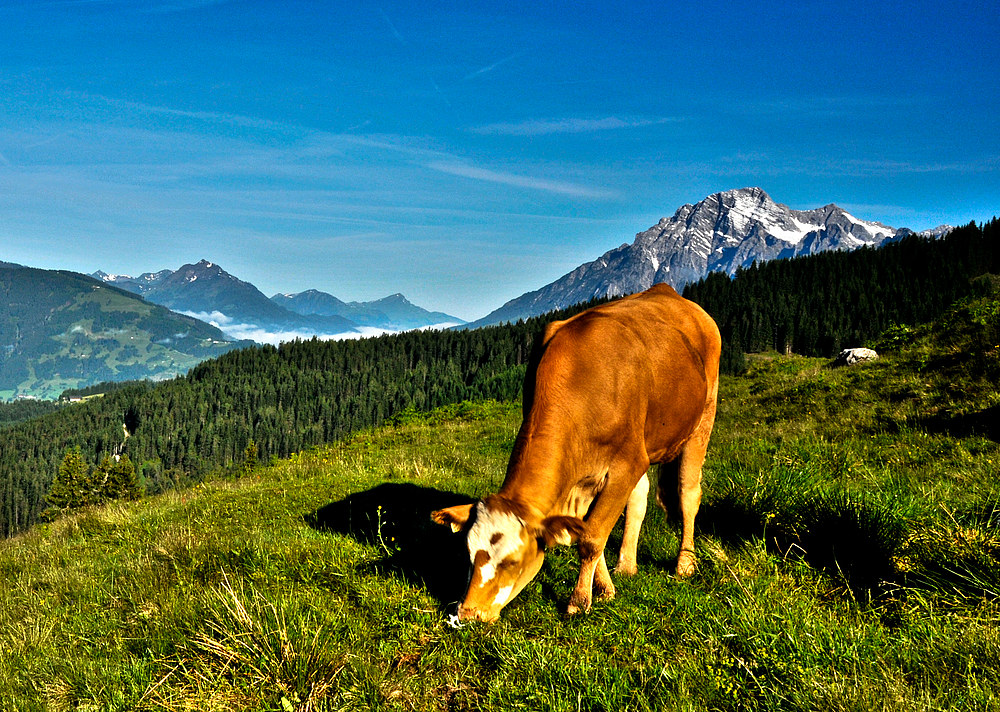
[676,551,697,578]
[594,581,616,602]
[613,560,638,576]
[565,594,592,616]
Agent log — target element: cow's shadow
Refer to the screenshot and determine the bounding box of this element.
[305,483,475,608]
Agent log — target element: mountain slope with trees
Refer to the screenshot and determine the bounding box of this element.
[0,265,247,399]
[0,220,996,537]
[683,219,999,373]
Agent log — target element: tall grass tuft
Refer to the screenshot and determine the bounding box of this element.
[151,575,344,712]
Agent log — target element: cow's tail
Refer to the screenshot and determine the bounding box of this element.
[654,458,682,522]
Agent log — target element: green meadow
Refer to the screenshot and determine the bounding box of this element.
[1,293,999,711]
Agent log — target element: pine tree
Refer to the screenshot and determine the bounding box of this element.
[43,448,95,520]
[103,455,143,502]
[242,439,258,476]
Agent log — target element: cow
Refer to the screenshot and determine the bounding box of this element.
[431,284,721,622]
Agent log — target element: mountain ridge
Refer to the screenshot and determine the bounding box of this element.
[271,289,464,331]
[0,264,248,399]
[95,261,464,338]
[466,187,952,327]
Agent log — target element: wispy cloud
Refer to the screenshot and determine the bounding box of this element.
[427,161,617,199]
[465,52,524,80]
[379,8,406,44]
[469,116,684,136]
[38,0,230,12]
[75,93,298,135]
[660,152,1000,179]
[141,0,231,13]
[728,94,921,118]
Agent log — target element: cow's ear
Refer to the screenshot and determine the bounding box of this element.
[431,503,475,533]
[540,515,585,548]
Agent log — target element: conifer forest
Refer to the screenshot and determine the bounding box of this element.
[0,219,996,537]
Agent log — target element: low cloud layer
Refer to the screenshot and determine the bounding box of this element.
[179,311,393,346]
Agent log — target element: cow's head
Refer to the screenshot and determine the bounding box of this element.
[431,495,584,622]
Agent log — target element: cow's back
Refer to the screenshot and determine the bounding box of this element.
[524,284,720,466]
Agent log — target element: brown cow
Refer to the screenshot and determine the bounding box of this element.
[431,284,721,622]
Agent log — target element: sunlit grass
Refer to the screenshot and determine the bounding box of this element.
[1,297,999,709]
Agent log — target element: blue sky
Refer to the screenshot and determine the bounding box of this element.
[1,0,997,320]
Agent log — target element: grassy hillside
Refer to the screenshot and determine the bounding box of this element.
[0,265,246,399]
[1,292,998,710]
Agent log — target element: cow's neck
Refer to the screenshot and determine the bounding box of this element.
[497,422,580,518]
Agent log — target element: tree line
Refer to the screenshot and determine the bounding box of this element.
[1,220,996,536]
[683,220,1000,373]
[0,299,608,536]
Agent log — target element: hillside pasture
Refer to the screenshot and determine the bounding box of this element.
[2,308,999,711]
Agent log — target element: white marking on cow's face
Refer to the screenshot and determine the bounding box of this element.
[466,502,525,580]
[457,500,548,622]
[493,584,514,607]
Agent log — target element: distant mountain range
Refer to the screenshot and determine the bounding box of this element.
[94,260,465,341]
[467,187,952,327]
[0,257,465,399]
[4,186,955,398]
[1,264,248,399]
[271,290,461,331]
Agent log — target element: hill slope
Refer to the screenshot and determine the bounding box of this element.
[0,265,247,399]
[1,293,998,709]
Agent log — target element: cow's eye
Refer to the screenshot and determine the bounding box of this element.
[497,557,517,571]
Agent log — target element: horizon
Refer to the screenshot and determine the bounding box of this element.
[1,0,997,321]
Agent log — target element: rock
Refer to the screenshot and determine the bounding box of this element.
[836,348,879,366]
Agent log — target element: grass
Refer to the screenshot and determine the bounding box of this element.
[1,296,999,710]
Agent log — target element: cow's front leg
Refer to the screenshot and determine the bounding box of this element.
[566,539,605,615]
[566,460,649,615]
[594,551,616,600]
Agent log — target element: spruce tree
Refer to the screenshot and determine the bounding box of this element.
[103,455,143,502]
[43,448,94,520]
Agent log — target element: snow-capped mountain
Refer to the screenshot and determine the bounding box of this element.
[91,269,173,295]
[469,188,951,327]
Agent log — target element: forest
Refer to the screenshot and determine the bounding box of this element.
[0,219,996,537]
[683,219,1000,373]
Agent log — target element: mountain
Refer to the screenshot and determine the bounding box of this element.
[467,187,952,327]
[0,264,248,399]
[271,289,465,330]
[95,260,359,340]
[96,261,463,340]
[91,269,172,295]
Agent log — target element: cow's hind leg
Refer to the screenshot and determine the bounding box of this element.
[614,472,649,576]
[672,399,717,578]
[674,442,704,577]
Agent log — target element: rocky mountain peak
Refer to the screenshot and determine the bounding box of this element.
[467,188,951,328]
